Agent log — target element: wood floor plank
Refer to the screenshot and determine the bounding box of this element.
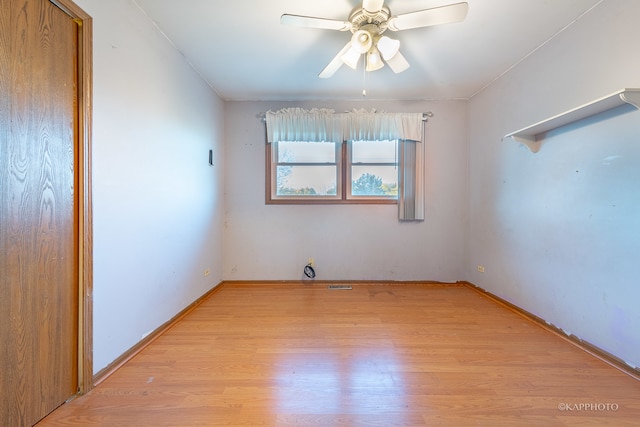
[38,284,640,426]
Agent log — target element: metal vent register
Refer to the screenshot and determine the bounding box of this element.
[328,284,352,290]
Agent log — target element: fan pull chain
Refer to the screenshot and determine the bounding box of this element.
[362,55,367,97]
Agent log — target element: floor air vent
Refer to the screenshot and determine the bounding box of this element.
[328,284,352,290]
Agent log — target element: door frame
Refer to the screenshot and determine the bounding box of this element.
[50,0,93,395]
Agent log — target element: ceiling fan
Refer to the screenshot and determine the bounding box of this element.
[281,0,469,78]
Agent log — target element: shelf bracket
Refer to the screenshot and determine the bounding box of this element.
[620,91,640,109]
[509,135,541,153]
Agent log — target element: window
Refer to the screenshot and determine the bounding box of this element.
[264,108,425,218]
[272,141,341,199]
[267,140,398,204]
[348,140,398,198]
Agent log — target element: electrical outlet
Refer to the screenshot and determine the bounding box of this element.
[308,258,314,267]
[477,265,485,273]
[204,269,210,277]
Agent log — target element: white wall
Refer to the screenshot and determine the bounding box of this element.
[468,0,640,368]
[76,0,225,373]
[223,100,468,282]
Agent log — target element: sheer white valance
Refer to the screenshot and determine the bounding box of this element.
[265,108,424,143]
[343,109,424,142]
[265,108,343,143]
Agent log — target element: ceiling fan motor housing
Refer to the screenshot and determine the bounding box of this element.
[348,6,391,35]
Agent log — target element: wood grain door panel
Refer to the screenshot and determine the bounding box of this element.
[1,0,79,425]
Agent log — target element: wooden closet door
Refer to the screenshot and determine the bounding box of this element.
[1,0,80,425]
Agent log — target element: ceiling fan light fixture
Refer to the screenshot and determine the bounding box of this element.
[351,29,373,54]
[366,48,384,71]
[341,44,362,69]
[377,36,400,60]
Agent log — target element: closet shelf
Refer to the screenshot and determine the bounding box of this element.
[503,88,640,153]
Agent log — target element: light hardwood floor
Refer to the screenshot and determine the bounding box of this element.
[39,283,640,426]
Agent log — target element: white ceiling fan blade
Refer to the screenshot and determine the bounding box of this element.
[281,14,351,31]
[363,0,384,14]
[319,42,352,78]
[388,2,468,31]
[385,51,410,73]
